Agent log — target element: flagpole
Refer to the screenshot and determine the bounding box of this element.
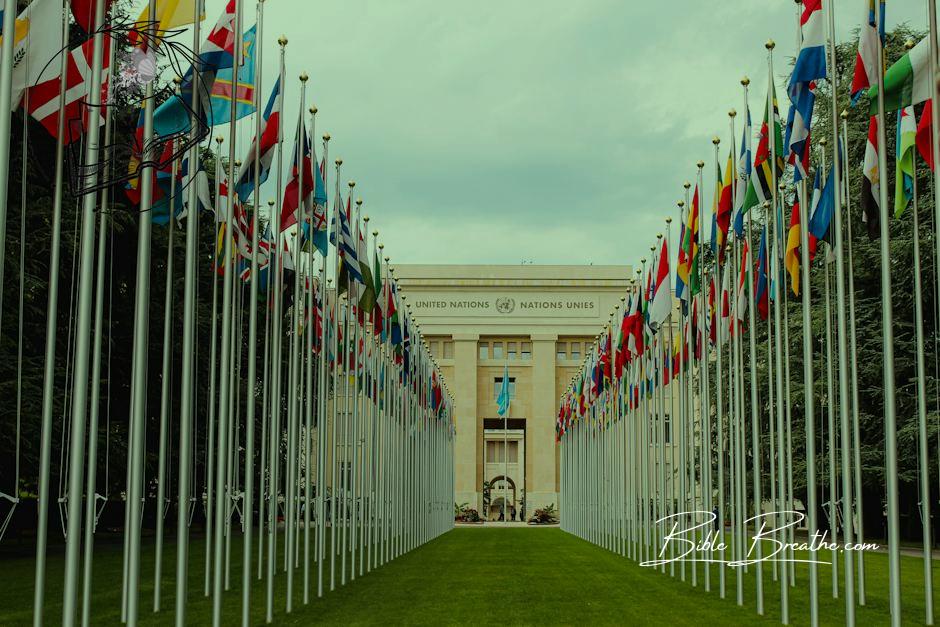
[176,0,206,619]
[840,109,866,604]
[125,0,159,619]
[240,1,266,620]
[329,159,343,593]
[742,71,763,616]
[33,1,79,621]
[711,137,726,599]
[81,36,117,626]
[908,111,934,624]
[153,140,180,612]
[798,169,820,627]
[265,35,288,624]
[873,7,902,622]
[317,134,331,599]
[0,0,21,324]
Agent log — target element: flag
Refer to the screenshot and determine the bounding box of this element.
[281,114,315,238]
[152,0,237,137]
[207,24,257,126]
[372,250,385,339]
[675,213,689,305]
[733,107,752,237]
[852,0,884,101]
[6,0,66,106]
[648,239,672,331]
[70,0,115,33]
[803,166,825,256]
[330,196,364,289]
[677,185,701,299]
[869,37,931,115]
[786,0,826,182]
[129,0,204,47]
[388,282,402,346]
[861,116,881,239]
[357,227,377,313]
[785,193,803,296]
[26,35,112,144]
[755,227,769,321]
[627,288,643,358]
[234,77,281,202]
[736,239,750,324]
[715,150,734,263]
[743,85,785,214]
[916,100,935,170]
[894,105,916,217]
[719,264,731,344]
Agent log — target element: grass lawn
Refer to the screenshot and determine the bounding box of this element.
[1,527,939,625]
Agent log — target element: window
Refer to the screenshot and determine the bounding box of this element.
[494,377,516,400]
[443,341,454,359]
[492,342,504,360]
[486,441,519,463]
[556,342,567,360]
[507,342,517,360]
[521,342,531,360]
[486,441,498,462]
[570,342,581,361]
[429,341,440,358]
[479,342,489,360]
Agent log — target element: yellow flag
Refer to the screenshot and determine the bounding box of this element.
[134,0,205,37]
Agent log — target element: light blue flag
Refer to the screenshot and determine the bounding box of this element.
[208,24,258,126]
[496,364,510,417]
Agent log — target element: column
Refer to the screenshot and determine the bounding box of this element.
[453,333,480,511]
[529,334,558,514]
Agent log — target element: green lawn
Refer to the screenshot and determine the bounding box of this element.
[1,527,939,625]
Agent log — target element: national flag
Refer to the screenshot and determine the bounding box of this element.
[70,0,115,34]
[372,250,385,339]
[851,0,884,101]
[26,35,112,145]
[677,185,701,300]
[153,0,238,137]
[895,105,916,217]
[707,274,718,345]
[719,264,731,344]
[388,282,402,346]
[614,305,630,380]
[786,0,826,182]
[736,239,750,324]
[742,85,785,215]
[806,164,827,254]
[861,116,881,239]
[648,239,672,332]
[916,100,935,170]
[129,0,204,48]
[785,193,803,296]
[715,150,734,263]
[755,227,769,321]
[733,106,752,238]
[235,77,281,202]
[330,195,364,290]
[869,37,931,115]
[280,114,315,237]
[207,24,257,126]
[675,213,688,305]
[357,226,377,313]
[627,288,643,358]
[6,0,66,107]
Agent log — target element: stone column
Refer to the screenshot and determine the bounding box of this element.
[528,333,558,514]
[453,333,480,511]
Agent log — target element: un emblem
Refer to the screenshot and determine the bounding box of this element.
[495,297,515,314]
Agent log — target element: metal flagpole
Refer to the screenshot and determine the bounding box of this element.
[840,109,866,604]
[124,0,158,622]
[212,2,243,621]
[0,0,21,324]
[153,143,179,612]
[696,161,711,593]
[873,6,902,623]
[241,1,266,619]
[743,73,763,615]
[820,190,838,598]
[798,171,820,626]
[824,2,857,619]
[303,105,317,605]
[175,1,205,619]
[329,159,343,593]
[265,36,288,624]
[33,2,78,621]
[908,113,934,624]
[712,137,726,600]
[81,38,117,625]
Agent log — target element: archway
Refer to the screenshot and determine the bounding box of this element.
[488,475,517,522]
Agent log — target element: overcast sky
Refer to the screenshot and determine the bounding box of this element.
[196,0,926,266]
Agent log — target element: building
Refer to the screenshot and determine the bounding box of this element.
[394,264,632,520]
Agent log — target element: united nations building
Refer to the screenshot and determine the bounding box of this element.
[395,264,632,520]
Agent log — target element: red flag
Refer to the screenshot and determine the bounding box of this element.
[26,36,113,145]
[917,100,935,171]
[70,0,114,34]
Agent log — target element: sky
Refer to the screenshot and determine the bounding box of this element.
[193,0,927,267]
